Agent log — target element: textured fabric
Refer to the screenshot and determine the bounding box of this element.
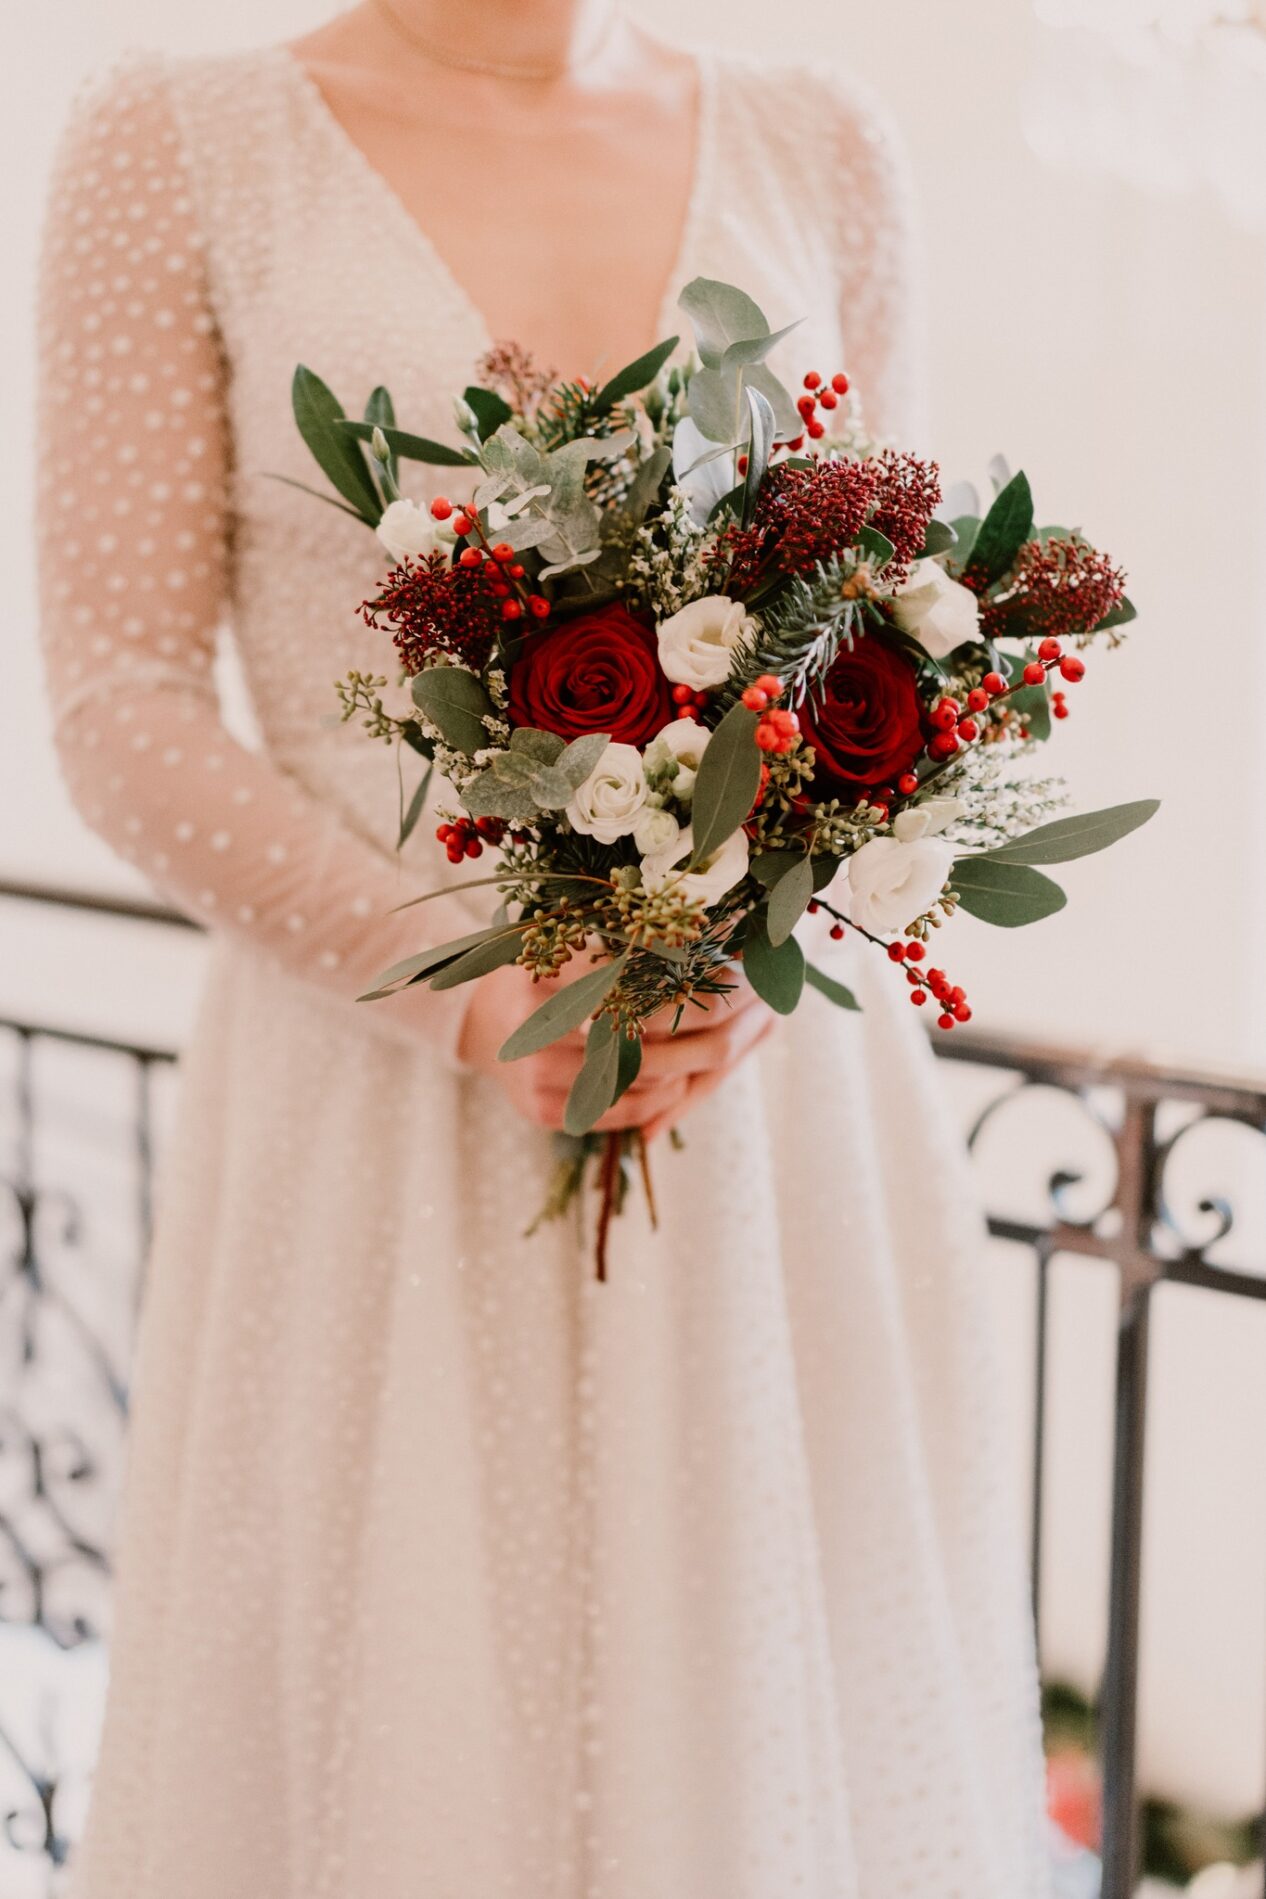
[37,44,1050,1899]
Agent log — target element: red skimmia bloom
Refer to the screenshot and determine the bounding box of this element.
[714,450,942,593]
[360,553,501,673]
[980,538,1126,644]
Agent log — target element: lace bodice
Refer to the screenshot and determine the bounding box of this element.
[37,44,923,1055]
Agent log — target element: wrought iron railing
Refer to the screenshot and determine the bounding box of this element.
[1,878,1264,1895]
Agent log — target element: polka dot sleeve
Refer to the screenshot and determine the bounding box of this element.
[35,64,478,1066]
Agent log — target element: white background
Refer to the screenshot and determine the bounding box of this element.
[2,0,1264,1823]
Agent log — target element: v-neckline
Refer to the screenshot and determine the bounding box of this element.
[272,40,717,370]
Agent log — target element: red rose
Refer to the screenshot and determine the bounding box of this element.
[798,634,925,795]
[508,605,674,748]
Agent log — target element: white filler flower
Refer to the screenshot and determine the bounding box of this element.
[656,597,754,691]
[890,559,981,660]
[375,497,456,565]
[645,716,711,802]
[847,835,955,935]
[892,796,964,842]
[640,824,750,907]
[565,742,649,844]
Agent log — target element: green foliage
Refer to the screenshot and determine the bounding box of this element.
[410,666,495,753]
[951,857,1067,926]
[918,518,958,559]
[1004,650,1052,741]
[677,277,800,440]
[397,760,432,850]
[563,1016,622,1135]
[982,799,1159,865]
[963,469,1034,589]
[463,730,610,819]
[462,385,514,440]
[689,702,761,866]
[291,366,382,524]
[719,558,865,711]
[359,925,508,999]
[805,962,861,1010]
[593,335,679,413]
[363,386,398,499]
[338,417,475,468]
[766,853,814,946]
[740,385,776,527]
[428,925,530,990]
[498,953,630,1061]
[742,911,806,1013]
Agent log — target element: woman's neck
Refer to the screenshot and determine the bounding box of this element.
[369,0,619,78]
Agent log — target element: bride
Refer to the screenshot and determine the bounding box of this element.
[37,1,1051,1892]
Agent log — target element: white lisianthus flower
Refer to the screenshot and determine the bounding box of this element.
[632,805,682,855]
[565,742,649,845]
[645,716,711,802]
[890,558,981,660]
[640,824,749,907]
[376,497,456,565]
[846,835,955,935]
[656,597,754,691]
[892,796,965,843]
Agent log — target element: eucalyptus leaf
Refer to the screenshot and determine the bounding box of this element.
[538,546,604,581]
[857,523,896,569]
[463,385,514,439]
[1097,595,1138,632]
[741,385,776,527]
[498,952,630,1061]
[766,853,814,946]
[360,925,505,1000]
[397,761,433,850]
[557,732,610,787]
[622,445,672,524]
[689,702,761,867]
[526,763,574,809]
[965,470,1034,589]
[594,335,679,412]
[615,1026,643,1096]
[678,277,771,368]
[563,1016,622,1136]
[742,913,806,1014]
[950,857,1067,927]
[410,666,495,753]
[509,728,566,765]
[338,418,474,468]
[805,962,861,1011]
[428,925,527,990]
[292,366,382,523]
[462,770,539,823]
[981,800,1159,866]
[719,319,803,368]
[918,518,958,559]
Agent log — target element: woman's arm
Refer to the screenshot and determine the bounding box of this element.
[35,64,478,1062]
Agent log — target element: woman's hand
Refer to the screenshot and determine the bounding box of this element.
[457,960,775,1138]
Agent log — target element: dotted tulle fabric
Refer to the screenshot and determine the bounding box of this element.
[38,45,1051,1899]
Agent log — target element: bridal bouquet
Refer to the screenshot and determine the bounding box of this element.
[287,277,1152,1257]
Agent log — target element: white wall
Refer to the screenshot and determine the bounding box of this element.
[3,0,1264,1821]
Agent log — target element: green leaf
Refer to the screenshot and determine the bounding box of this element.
[463,385,514,440]
[615,1026,643,1096]
[742,912,806,1014]
[919,519,958,559]
[1096,595,1137,632]
[429,924,527,990]
[594,335,679,412]
[951,857,1067,927]
[462,770,539,823]
[526,763,574,809]
[678,277,771,368]
[621,445,672,524]
[689,703,761,867]
[751,850,838,894]
[557,732,610,788]
[720,320,803,369]
[965,470,1034,589]
[982,799,1159,866]
[805,962,860,1010]
[949,515,982,561]
[338,418,474,468]
[857,523,897,569]
[410,666,494,753]
[563,1016,622,1135]
[766,853,814,946]
[262,472,370,522]
[741,385,776,528]
[292,366,382,523]
[498,952,630,1061]
[360,925,505,999]
[509,727,566,765]
[397,761,433,850]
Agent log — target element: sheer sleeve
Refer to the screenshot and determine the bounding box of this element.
[833,85,929,451]
[35,64,478,1065]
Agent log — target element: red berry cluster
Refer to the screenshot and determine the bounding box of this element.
[671,681,710,719]
[435,815,506,864]
[889,940,972,1029]
[924,640,1087,764]
[430,496,551,624]
[805,899,846,942]
[794,369,851,443]
[741,674,801,753]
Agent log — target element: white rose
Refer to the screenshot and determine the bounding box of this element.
[890,559,980,660]
[376,497,456,565]
[565,742,649,844]
[656,597,754,691]
[846,835,955,935]
[892,796,965,842]
[645,716,711,802]
[640,823,749,907]
[632,806,682,855]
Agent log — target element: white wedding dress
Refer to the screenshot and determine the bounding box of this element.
[37,44,1051,1899]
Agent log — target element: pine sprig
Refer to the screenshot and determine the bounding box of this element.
[719,557,880,711]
